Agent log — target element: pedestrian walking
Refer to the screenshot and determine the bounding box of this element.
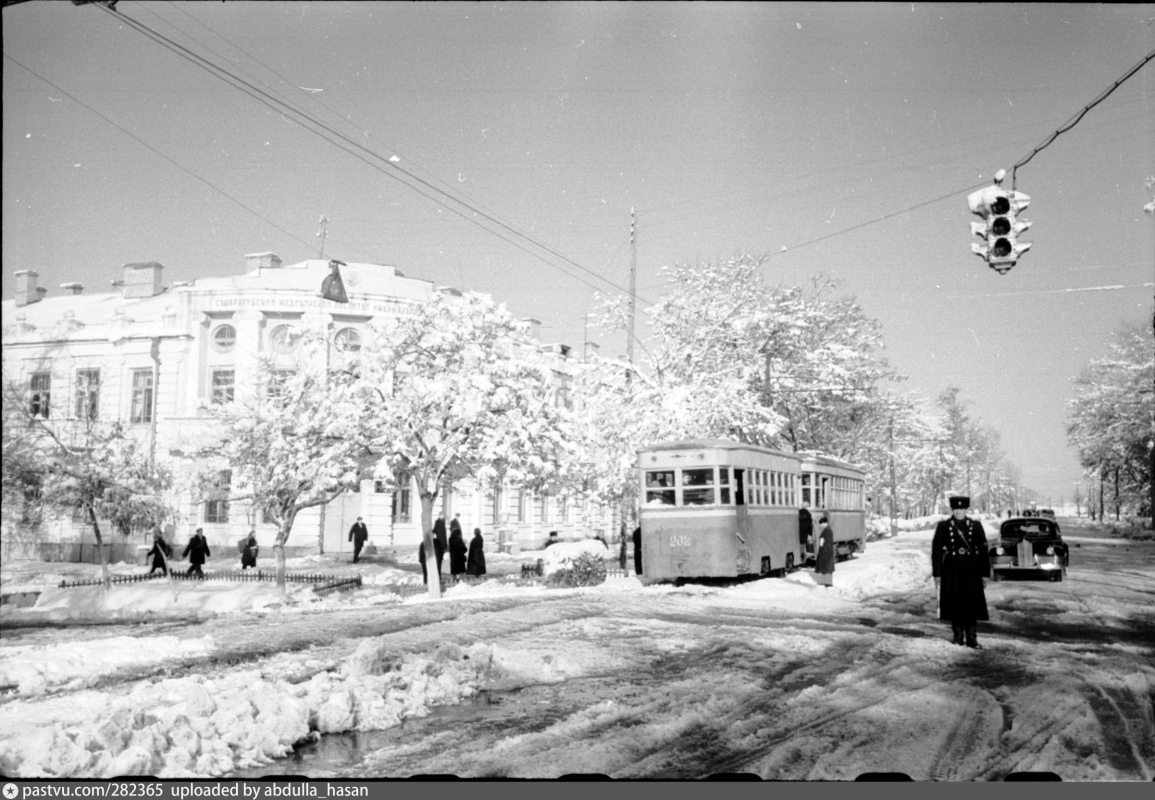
[241,531,259,570]
[434,514,449,575]
[632,525,643,576]
[348,516,369,564]
[183,528,210,578]
[814,514,835,589]
[449,525,468,582]
[146,530,172,576]
[931,496,990,648]
[467,528,487,577]
[418,540,430,585]
[618,529,628,571]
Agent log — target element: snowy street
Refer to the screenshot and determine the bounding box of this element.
[1,519,1152,780]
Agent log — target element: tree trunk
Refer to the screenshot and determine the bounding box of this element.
[419,489,441,599]
[275,516,294,593]
[87,504,111,589]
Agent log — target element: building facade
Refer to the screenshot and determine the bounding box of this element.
[2,253,614,562]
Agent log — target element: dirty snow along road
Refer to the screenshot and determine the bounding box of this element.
[1,522,1152,780]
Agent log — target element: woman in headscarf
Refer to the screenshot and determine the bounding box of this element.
[814,515,835,589]
[448,525,468,582]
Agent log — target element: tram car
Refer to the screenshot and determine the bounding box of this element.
[638,439,866,582]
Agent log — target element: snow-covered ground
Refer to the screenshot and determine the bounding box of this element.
[1,518,1152,780]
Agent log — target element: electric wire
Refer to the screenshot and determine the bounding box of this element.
[1011,48,1155,188]
[96,3,649,304]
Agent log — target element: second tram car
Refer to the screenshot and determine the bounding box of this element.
[638,439,866,581]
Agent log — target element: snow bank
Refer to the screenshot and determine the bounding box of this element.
[0,635,215,697]
[0,636,591,778]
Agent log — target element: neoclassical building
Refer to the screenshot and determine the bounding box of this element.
[1,252,614,562]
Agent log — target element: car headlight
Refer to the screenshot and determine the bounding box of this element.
[995,546,1004,556]
[1046,546,1054,555]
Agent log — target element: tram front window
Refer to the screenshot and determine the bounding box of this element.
[682,468,715,506]
[645,470,675,506]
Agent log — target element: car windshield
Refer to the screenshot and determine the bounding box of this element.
[1001,522,1059,541]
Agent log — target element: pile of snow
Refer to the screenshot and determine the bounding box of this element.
[538,540,611,576]
[0,636,590,778]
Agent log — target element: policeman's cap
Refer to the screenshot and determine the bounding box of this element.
[949,496,970,510]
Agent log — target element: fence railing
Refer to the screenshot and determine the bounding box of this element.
[57,571,355,589]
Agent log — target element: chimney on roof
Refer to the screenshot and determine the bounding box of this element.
[245,252,282,272]
[35,287,48,301]
[122,262,165,299]
[14,270,41,307]
[584,341,600,362]
[60,282,84,295]
[524,317,542,342]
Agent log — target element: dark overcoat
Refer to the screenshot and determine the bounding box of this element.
[147,537,172,570]
[449,531,468,576]
[348,521,369,545]
[467,532,487,576]
[183,535,210,565]
[815,523,836,575]
[241,536,259,569]
[931,516,990,623]
[632,526,643,575]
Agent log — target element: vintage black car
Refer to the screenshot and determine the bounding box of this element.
[989,517,1068,581]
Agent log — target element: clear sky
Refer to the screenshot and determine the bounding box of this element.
[4,2,1153,504]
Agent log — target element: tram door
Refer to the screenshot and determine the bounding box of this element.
[799,508,814,559]
[734,468,750,552]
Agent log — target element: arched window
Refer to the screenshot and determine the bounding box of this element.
[269,324,301,355]
[333,327,362,353]
[212,324,237,352]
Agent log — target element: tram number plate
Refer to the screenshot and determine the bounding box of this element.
[669,535,691,548]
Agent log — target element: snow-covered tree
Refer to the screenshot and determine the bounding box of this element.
[202,332,371,589]
[354,291,577,599]
[1067,319,1154,518]
[2,375,175,587]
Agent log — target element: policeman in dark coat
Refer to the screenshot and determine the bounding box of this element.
[632,525,643,576]
[448,526,468,582]
[931,496,990,648]
[348,516,369,563]
[467,528,487,577]
[183,528,210,578]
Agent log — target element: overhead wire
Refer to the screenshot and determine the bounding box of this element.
[95,3,650,305]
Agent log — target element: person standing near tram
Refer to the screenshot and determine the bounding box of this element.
[931,496,990,648]
[814,514,835,589]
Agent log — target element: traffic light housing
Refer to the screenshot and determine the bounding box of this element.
[967,183,1032,274]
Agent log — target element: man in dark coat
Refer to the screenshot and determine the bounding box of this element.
[931,496,990,648]
[448,526,468,582]
[147,530,172,576]
[814,514,835,589]
[183,528,210,578]
[467,528,487,577]
[348,516,369,563]
[433,514,449,576]
[632,525,643,576]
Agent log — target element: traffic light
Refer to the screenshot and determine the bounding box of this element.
[967,181,1032,274]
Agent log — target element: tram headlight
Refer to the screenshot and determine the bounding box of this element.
[1046,546,1055,555]
[995,547,1004,556]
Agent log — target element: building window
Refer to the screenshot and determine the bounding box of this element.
[491,487,502,525]
[75,368,100,420]
[374,480,389,494]
[334,327,362,353]
[204,470,231,524]
[130,369,154,424]
[29,372,51,419]
[212,324,237,352]
[211,370,235,405]
[269,324,301,355]
[392,482,411,524]
[553,370,573,410]
[266,369,295,407]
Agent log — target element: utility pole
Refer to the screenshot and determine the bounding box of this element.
[626,208,637,371]
[888,416,897,537]
[316,215,330,259]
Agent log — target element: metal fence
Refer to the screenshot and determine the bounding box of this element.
[57,571,362,590]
